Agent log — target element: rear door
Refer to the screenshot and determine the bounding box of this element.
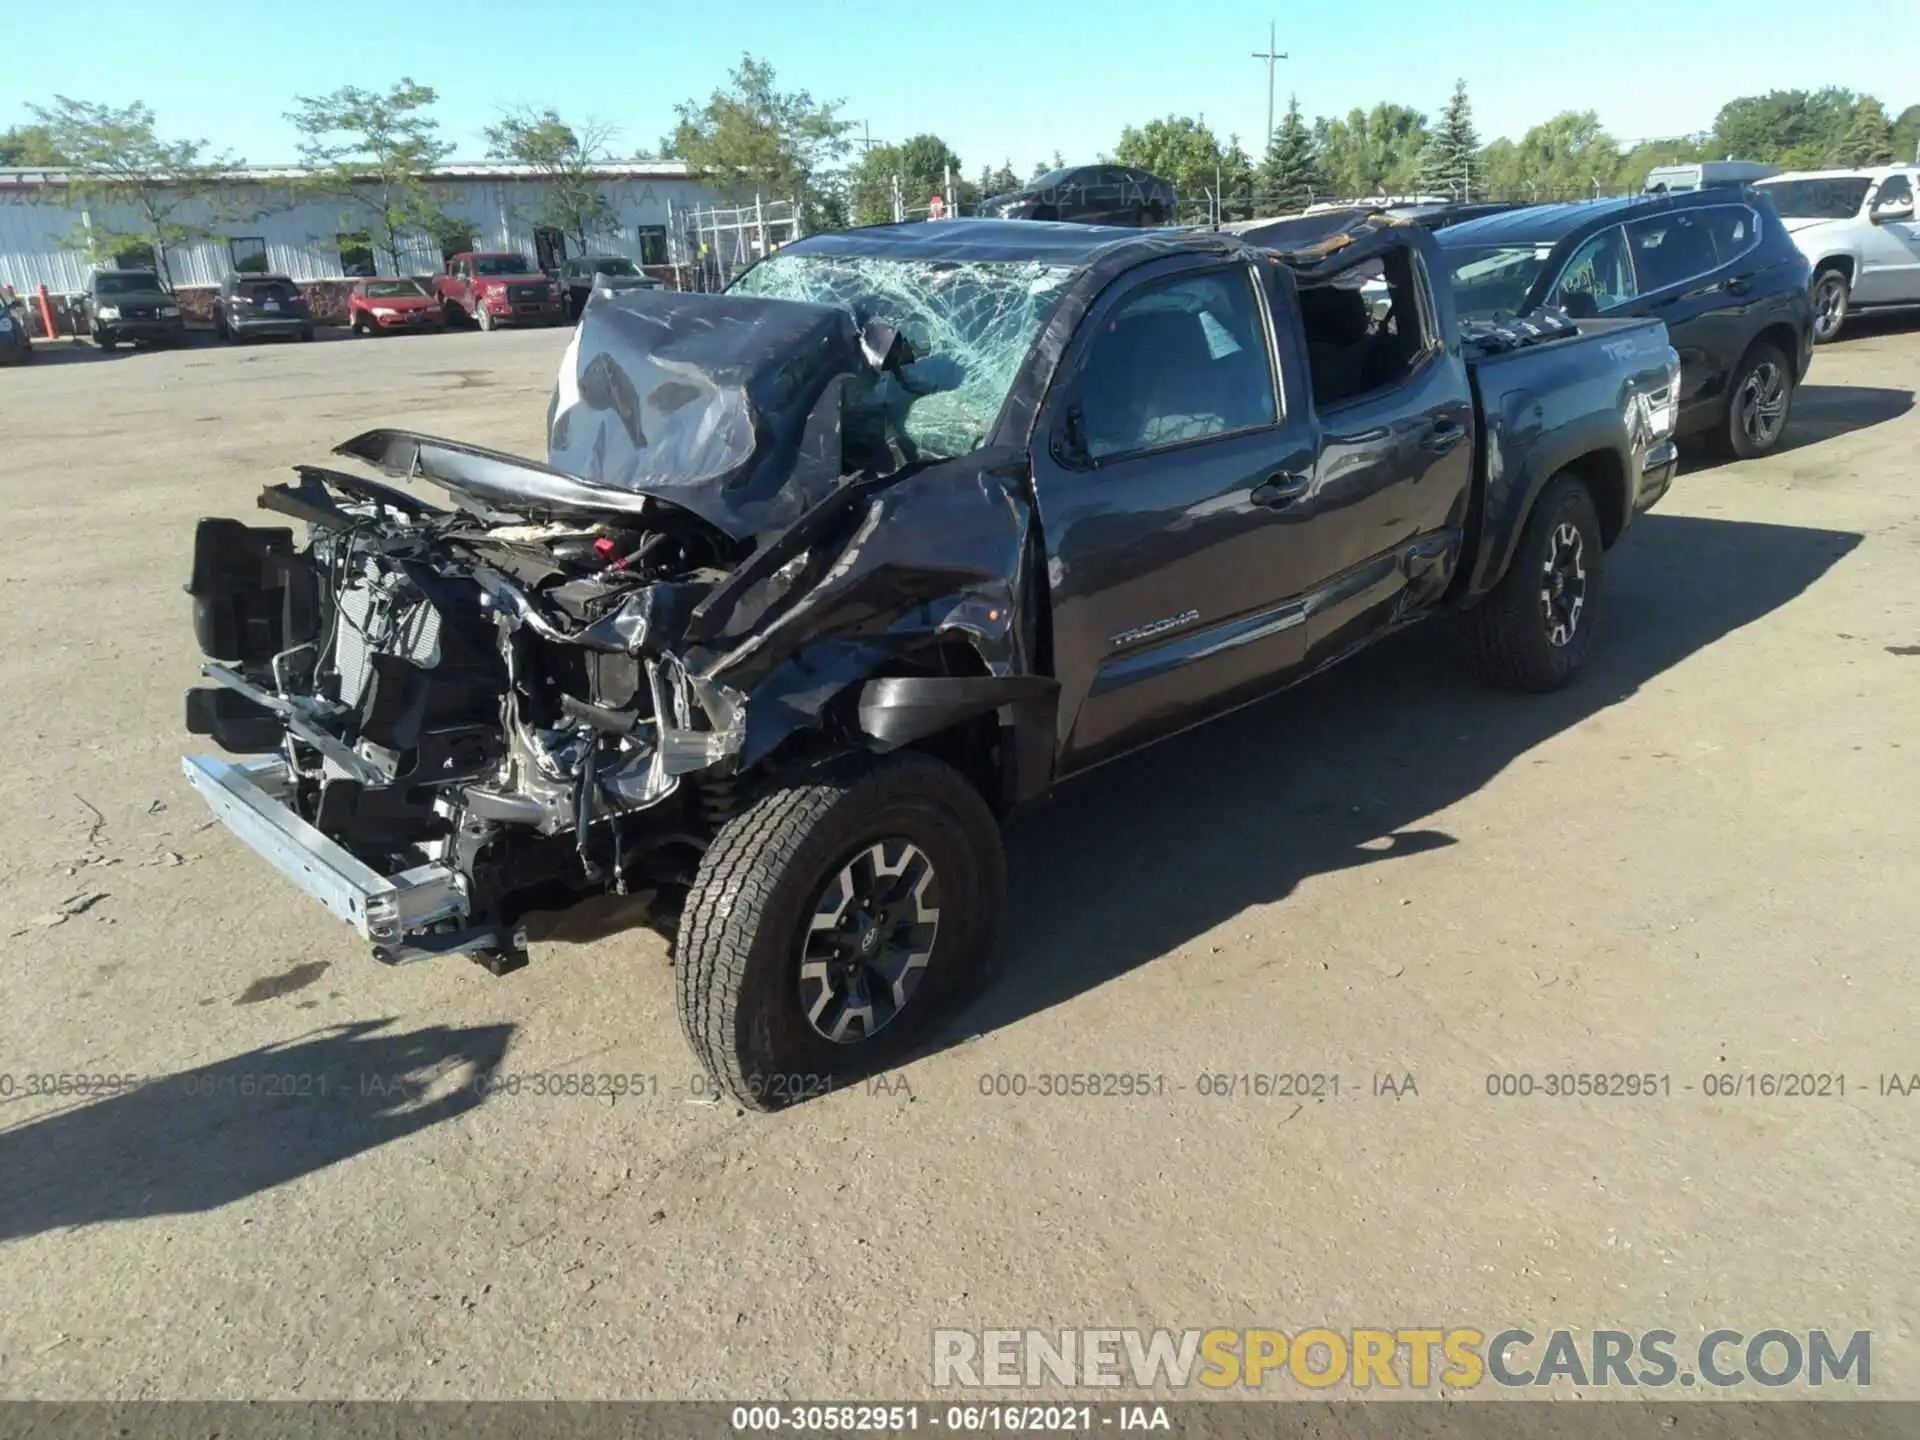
[1291,243,1476,668]
[1621,206,1747,421]
[1031,256,1329,773]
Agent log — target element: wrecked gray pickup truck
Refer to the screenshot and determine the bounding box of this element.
[183,216,1680,1108]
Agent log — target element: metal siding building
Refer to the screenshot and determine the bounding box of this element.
[0,163,721,294]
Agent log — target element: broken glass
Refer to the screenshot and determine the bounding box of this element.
[730,254,1077,460]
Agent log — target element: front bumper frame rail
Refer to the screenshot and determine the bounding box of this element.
[182,753,467,949]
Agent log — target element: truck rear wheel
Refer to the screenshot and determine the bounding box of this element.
[1459,472,1603,693]
[676,750,1004,1111]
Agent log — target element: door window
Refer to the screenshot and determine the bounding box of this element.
[1075,267,1277,460]
[1298,246,1436,409]
[1624,211,1722,293]
[1549,227,1637,313]
[1699,205,1760,265]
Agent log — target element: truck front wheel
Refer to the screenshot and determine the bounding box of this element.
[676,750,1005,1110]
[1460,472,1604,693]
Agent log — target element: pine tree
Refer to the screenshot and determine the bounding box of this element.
[1840,99,1896,166]
[1420,79,1481,200]
[1258,97,1322,212]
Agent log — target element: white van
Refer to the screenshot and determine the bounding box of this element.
[1645,161,1779,194]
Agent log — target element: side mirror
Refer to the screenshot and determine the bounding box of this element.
[1872,199,1914,223]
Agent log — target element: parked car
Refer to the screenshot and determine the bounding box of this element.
[182,216,1679,1107]
[85,269,184,349]
[561,255,660,320]
[214,273,314,343]
[433,252,565,330]
[348,278,447,336]
[0,295,31,365]
[1436,189,1812,459]
[1645,161,1778,195]
[1753,166,1920,343]
[983,165,1177,225]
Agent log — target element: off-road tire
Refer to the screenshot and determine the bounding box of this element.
[1718,340,1795,460]
[677,750,1005,1111]
[93,332,116,351]
[1811,265,1850,345]
[300,325,314,342]
[1460,472,1604,693]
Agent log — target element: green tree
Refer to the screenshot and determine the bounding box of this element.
[1421,80,1481,199]
[848,133,964,224]
[1499,110,1622,200]
[1839,98,1896,166]
[288,79,452,273]
[1315,103,1428,198]
[484,108,620,254]
[1894,105,1920,165]
[0,123,64,166]
[975,160,1021,204]
[1257,96,1322,211]
[1029,150,1066,182]
[1217,135,1257,220]
[671,53,853,217]
[25,97,237,283]
[1114,114,1228,213]
[1712,88,1860,164]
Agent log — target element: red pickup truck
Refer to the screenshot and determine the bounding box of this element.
[434,252,565,331]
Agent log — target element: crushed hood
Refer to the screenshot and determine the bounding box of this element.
[545,288,873,540]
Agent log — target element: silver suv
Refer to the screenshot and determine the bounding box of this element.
[1756,166,1920,342]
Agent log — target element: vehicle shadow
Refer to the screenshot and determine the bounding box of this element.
[0,1018,512,1243]
[937,512,1860,1050]
[1683,383,1912,472]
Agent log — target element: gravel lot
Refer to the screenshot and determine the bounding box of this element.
[0,320,1915,1401]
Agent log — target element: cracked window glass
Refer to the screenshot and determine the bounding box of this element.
[730,253,1077,459]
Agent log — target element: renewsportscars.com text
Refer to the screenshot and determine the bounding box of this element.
[931,1328,1871,1391]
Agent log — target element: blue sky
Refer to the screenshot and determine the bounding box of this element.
[10,0,1918,172]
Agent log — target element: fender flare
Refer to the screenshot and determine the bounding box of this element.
[1470,422,1631,596]
[857,675,1061,807]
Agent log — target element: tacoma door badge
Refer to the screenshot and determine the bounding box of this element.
[1111,609,1201,650]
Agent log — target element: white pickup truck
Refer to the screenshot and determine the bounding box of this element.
[1755,166,1920,342]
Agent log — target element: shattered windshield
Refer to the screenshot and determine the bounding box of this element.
[1756,178,1871,219]
[730,252,1078,458]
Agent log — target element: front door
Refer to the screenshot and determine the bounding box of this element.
[1031,257,1330,774]
[1854,173,1920,304]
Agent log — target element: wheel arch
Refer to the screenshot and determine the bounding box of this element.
[850,635,1058,815]
[1810,253,1855,284]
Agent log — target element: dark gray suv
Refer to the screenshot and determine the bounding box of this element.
[87,270,185,349]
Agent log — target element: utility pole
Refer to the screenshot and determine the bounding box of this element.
[854,120,887,155]
[1252,20,1288,156]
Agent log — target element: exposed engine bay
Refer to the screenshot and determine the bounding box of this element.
[185,462,763,969]
[183,282,1047,973]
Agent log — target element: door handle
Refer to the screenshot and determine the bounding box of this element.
[1424,420,1468,455]
[1250,473,1310,508]
[1724,273,1753,296]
